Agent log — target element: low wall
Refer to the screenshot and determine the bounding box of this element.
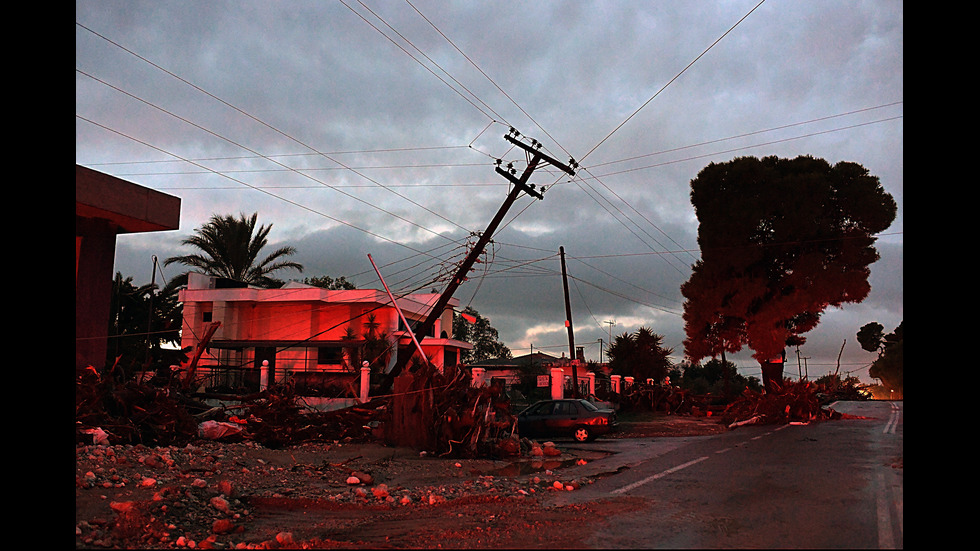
[201,396,360,413]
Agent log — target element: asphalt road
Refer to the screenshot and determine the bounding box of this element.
[550,400,903,549]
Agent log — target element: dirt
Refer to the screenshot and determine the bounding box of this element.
[75,413,726,549]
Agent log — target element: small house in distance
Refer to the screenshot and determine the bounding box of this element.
[469,350,604,402]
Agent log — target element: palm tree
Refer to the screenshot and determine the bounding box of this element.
[164,212,303,289]
[607,326,674,383]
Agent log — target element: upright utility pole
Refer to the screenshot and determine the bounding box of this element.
[144,255,158,368]
[559,246,579,398]
[379,130,577,392]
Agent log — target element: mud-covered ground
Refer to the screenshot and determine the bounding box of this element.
[75,414,727,549]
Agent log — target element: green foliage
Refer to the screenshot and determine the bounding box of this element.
[303,275,356,289]
[867,321,903,395]
[856,322,885,354]
[680,358,761,400]
[607,327,673,382]
[451,306,511,363]
[681,155,897,388]
[164,212,303,289]
[107,272,186,376]
[340,313,393,377]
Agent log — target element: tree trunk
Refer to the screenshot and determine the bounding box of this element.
[721,350,731,400]
[759,351,786,393]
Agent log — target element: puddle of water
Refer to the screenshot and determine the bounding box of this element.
[486,458,580,477]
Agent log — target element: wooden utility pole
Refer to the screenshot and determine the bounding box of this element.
[559,246,579,398]
[379,130,577,392]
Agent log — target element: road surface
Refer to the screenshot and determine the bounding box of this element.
[551,400,903,548]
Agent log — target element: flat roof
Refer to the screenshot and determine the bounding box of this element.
[76,164,181,234]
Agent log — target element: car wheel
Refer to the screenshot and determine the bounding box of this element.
[572,427,591,442]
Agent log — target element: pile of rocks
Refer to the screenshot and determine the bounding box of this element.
[75,438,595,548]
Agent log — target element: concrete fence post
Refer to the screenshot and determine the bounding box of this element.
[359,366,371,402]
[550,368,564,400]
[260,360,269,391]
[611,375,621,394]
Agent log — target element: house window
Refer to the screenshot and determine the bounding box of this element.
[445,349,458,367]
[203,311,213,322]
[317,346,344,365]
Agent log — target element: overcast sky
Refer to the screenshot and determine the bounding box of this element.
[76,0,903,384]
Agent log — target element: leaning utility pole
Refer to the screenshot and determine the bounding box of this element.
[559,246,579,398]
[379,130,577,392]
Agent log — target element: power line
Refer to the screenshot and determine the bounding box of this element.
[338,0,505,124]
[77,114,447,263]
[76,23,474,238]
[579,0,768,164]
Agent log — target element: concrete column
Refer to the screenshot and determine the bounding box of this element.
[360,366,371,402]
[471,367,486,387]
[611,375,621,394]
[211,301,228,339]
[624,376,634,392]
[550,367,564,400]
[587,372,596,397]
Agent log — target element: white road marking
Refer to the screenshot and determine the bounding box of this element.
[611,456,709,495]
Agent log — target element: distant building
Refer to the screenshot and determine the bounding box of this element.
[469,351,559,386]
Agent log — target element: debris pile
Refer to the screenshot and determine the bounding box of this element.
[76,362,522,459]
[75,367,379,449]
[75,367,200,446]
[383,364,520,458]
[615,383,709,416]
[720,379,862,427]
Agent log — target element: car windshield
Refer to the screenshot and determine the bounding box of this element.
[579,400,600,411]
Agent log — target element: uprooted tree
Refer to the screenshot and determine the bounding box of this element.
[681,155,897,392]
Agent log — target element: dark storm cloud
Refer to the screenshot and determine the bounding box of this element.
[80,0,902,381]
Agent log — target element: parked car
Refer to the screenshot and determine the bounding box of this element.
[516,399,618,442]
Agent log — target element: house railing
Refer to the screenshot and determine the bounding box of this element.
[191,363,362,399]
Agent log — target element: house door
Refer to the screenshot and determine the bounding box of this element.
[255,347,277,389]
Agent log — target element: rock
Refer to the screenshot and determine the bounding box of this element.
[276,532,296,546]
[542,444,561,457]
[211,519,236,535]
[372,484,390,499]
[110,501,137,514]
[351,471,374,485]
[210,496,231,514]
[217,479,235,496]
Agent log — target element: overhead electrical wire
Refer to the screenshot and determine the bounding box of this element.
[76,22,474,242]
[78,16,532,303]
[344,0,510,125]
[77,113,480,296]
[578,0,769,165]
[395,0,764,275]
